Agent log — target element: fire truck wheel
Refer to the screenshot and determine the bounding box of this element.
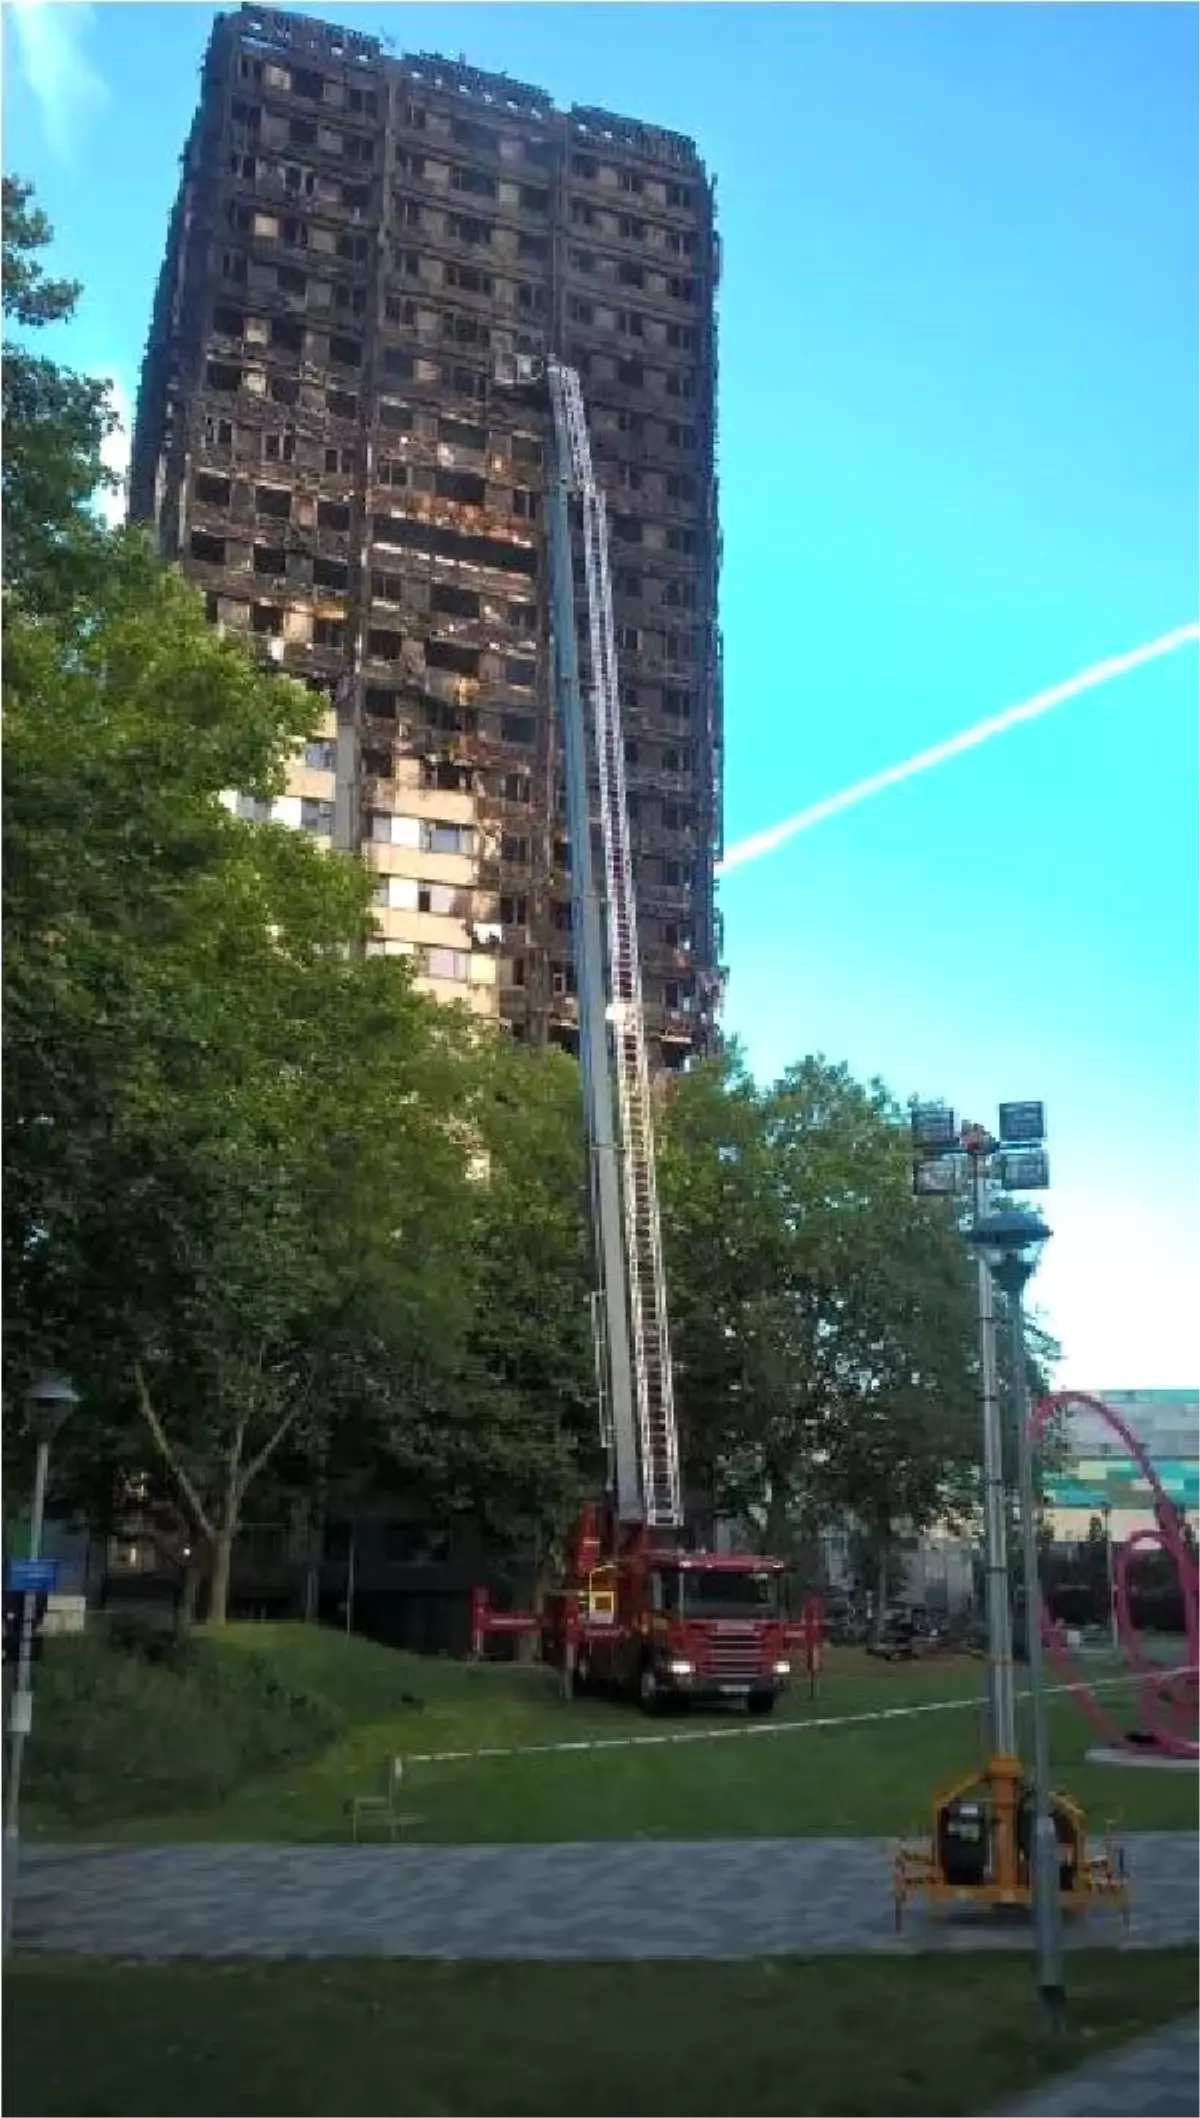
[574,1653,592,1696]
[747,1691,776,1717]
[638,1662,663,1714]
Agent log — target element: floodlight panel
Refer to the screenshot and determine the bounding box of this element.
[998,1100,1046,1145]
[998,1148,1050,1191]
[911,1103,957,1151]
[914,1158,960,1196]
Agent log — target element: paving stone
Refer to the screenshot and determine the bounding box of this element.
[993,2014,1198,2116]
[12,1831,1197,1963]
[11,1835,1197,2114]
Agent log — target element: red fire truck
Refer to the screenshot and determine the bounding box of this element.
[480,355,797,1714]
[543,1508,793,1713]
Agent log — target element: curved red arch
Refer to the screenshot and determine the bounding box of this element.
[1032,1391,1198,1760]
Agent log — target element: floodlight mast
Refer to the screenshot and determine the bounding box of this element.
[967,1203,1063,2025]
[966,1128,1016,1759]
[902,1097,1092,2013]
[908,1099,1051,1755]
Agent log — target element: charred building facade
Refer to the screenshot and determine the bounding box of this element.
[131,5,723,1067]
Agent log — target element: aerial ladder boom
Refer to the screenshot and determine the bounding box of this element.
[543,358,683,1533]
[483,348,791,1698]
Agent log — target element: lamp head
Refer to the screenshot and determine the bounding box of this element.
[965,1207,1051,1295]
[24,1371,79,1440]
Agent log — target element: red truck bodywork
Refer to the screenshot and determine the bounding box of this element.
[472,1515,825,1716]
[539,1507,796,1713]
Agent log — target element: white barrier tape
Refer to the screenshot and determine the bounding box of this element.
[399,1669,1169,1770]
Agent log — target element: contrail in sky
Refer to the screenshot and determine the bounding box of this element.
[718,623,1200,875]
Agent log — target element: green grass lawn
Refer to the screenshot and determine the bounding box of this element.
[6,1953,1197,2116]
[26,1623,1198,1846]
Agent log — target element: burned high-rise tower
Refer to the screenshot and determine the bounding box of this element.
[132,4,723,1069]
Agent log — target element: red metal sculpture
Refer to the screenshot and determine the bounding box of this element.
[1033,1390,1199,1760]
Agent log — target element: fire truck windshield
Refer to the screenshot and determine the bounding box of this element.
[653,1568,781,1619]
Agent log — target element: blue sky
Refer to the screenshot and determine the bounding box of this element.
[5,2,1198,1390]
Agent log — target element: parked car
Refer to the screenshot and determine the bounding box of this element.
[823,1596,869,1646]
[867,1605,949,1661]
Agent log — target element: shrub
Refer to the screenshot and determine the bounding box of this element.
[26,1631,342,1823]
[104,1609,197,1669]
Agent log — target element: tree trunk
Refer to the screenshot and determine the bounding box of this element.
[178,1553,203,1631]
[874,1541,891,1644]
[302,1474,327,1625]
[207,1529,234,1626]
[206,1422,245,1628]
[302,1547,320,1625]
[763,1468,791,1557]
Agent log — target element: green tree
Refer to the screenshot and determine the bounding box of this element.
[660,1052,981,1610]
[3,537,328,1398]
[2,175,118,601]
[1076,1515,1113,1624]
[1,179,484,1616]
[452,1035,596,1577]
[656,1046,795,1541]
[122,947,473,1622]
[4,523,485,1616]
[269,1030,600,1618]
[773,1062,977,1627]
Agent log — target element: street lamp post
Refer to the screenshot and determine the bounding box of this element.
[1100,1500,1120,1657]
[3,1372,78,1955]
[968,1208,1065,2029]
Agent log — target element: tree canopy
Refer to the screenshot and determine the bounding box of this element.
[2,174,118,600]
[2,179,594,1615]
[659,1050,983,1600]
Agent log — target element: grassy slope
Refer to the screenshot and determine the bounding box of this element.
[6,1953,1198,2117]
[27,1623,1198,1844]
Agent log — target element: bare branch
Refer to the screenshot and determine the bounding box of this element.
[234,1355,318,1508]
[220,1411,250,1533]
[133,1364,214,1543]
[236,1393,307,1503]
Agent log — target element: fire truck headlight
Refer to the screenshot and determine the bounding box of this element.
[667,1658,694,1678]
[773,1659,792,1678]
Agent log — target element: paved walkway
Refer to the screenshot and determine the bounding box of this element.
[996,2015,1198,2116]
[13,1832,1198,1960]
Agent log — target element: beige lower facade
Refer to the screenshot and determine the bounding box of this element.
[228,714,503,1020]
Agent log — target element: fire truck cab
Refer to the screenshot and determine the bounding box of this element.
[542,1510,792,1713]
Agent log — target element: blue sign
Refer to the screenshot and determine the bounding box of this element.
[5,1559,58,1594]
[997,1147,1050,1192]
[998,1101,1046,1145]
